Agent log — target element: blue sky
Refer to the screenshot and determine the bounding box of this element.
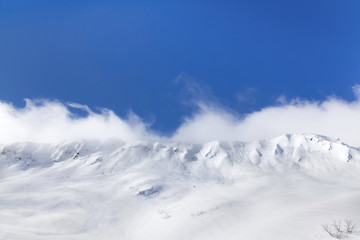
[1,0,360,134]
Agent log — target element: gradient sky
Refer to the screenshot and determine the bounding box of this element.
[1,0,360,134]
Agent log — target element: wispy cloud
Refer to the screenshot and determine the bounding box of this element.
[174,72,217,106]
[352,84,360,99]
[1,85,360,146]
[235,87,257,105]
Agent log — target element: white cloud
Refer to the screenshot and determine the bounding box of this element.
[1,86,360,147]
[0,99,158,144]
[172,95,360,147]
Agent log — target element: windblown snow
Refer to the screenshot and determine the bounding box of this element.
[1,134,360,240]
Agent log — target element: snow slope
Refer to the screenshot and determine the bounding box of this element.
[1,134,360,240]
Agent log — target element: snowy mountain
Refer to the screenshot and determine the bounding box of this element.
[1,134,360,240]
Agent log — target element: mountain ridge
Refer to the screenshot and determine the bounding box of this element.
[1,133,359,178]
[1,133,360,240]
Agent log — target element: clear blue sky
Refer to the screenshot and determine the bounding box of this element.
[1,0,360,133]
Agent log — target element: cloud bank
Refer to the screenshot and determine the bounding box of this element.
[1,86,360,147]
[0,99,157,144]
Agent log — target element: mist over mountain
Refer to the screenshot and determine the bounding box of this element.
[2,1,360,239]
[1,93,360,147]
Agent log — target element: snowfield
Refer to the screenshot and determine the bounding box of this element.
[1,134,360,240]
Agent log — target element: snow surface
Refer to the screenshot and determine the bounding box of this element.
[1,134,360,240]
